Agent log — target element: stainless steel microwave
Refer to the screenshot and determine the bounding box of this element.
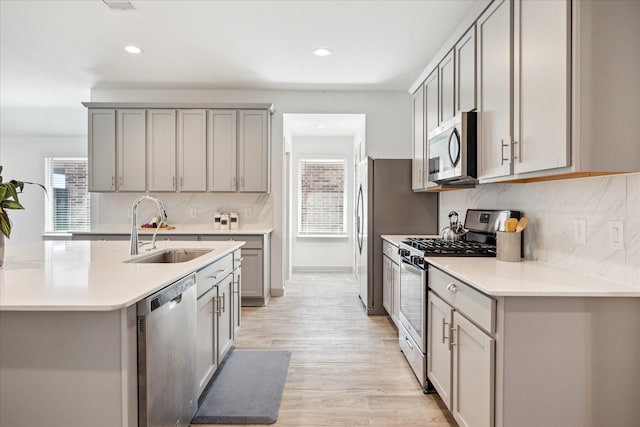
[427,112,477,184]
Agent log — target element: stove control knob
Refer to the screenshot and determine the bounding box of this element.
[399,249,410,257]
[410,255,424,265]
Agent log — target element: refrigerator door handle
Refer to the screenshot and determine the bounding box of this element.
[356,184,364,254]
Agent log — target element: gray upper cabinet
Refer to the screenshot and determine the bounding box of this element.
[147,109,177,192]
[208,110,237,192]
[117,109,147,192]
[238,110,269,192]
[411,85,425,190]
[455,25,476,114]
[85,103,273,193]
[88,109,116,192]
[476,0,512,180]
[439,50,455,124]
[513,0,569,175]
[177,109,207,192]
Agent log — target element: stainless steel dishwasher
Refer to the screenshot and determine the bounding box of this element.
[137,273,198,427]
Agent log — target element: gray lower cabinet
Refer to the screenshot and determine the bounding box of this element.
[200,234,271,307]
[232,251,242,338]
[428,264,640,427]
[382,240,400,327]
[195,253,235,397]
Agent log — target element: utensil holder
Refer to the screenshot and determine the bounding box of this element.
[497,231,522,262]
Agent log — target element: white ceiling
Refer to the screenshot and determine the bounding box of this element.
[284,113,365,137]
[0,0,475,111]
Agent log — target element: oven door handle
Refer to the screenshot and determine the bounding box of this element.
[401,257,426,271]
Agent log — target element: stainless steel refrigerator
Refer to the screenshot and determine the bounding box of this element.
[355,157,438,315]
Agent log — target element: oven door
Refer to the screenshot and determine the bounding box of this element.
[399,257,427,352]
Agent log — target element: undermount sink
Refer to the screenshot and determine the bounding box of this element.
[127,249,213,264]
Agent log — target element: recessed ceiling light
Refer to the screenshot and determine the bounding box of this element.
[103,0,135,10]
[313,48,333,57]
[124,45,143,54]
[315,124,327,129]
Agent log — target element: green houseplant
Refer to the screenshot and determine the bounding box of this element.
[0,166,46,266]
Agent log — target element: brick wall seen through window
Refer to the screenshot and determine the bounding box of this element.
[44,158,91,232]
[298,159,346,235]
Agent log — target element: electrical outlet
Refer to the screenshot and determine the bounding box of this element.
[573,218,586,244]
[244,207,252,218]
[189,207,197,218]
[127,208,132,218]
[608,220,624,250]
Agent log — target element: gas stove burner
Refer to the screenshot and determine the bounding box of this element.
[403,237,496,257]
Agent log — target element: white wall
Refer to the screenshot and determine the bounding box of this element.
[89,88,413,294]
[0,136,87,244]
[291,136,354,271]
[439,172,640,287]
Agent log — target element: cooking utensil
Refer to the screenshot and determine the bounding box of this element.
[504,218,518,232]
[516,217,529,233]
[440,210,468,241]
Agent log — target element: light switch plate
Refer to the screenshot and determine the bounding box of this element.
[573,218,586,244]
[608,220,624,250]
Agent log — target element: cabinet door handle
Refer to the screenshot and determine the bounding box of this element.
[501,139,510,165]
[240,177,245,189]
[172,176,175,189]
[220,294,225,316]
[111,176,115,189]
[442,318,450,344]
[213,296,220,314]
[446,283,458,293]
[232,176,237,189]
[449,326,457,351]
[512,140,519,161]
[180,176,183,189]
[119,176,124,189]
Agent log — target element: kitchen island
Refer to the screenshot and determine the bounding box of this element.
[64,225,273,306]
[0,240,243,427]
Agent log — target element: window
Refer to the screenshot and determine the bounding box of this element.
[298,158,347,236]
[44,158,91,232]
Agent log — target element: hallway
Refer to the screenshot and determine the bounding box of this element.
[215,273,456,426]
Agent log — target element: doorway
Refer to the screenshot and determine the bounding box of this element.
[283,113,366,281]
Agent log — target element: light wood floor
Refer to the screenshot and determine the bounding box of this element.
[198,272,456,427]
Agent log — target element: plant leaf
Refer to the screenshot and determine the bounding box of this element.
[10,180,25,193]
[0,186,6,201]
[5,182,20,203]
[0,211,11,238]
[2,200,24,210]
[23,181,48,195]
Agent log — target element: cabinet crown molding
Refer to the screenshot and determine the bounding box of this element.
[82,102,275,113]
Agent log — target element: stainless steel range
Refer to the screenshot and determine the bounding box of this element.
[397,209,521,391]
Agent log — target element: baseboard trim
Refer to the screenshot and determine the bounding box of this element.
[292,266,354,274]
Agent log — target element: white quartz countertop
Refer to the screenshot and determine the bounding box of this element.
[0,240,244,311]
[69,224,273,236]
[380,235,640,297]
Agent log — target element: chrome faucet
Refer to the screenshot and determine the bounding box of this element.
[130,195,168,255]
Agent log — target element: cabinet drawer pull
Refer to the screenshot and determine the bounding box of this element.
[446,283,458,293]
[405,336,414,350]
[442,318,450,344]
[219,294,225,317]
[207,269,226,280]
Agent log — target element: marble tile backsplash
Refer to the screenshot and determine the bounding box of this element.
[91,192,273,229]
[439,173,640,286]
